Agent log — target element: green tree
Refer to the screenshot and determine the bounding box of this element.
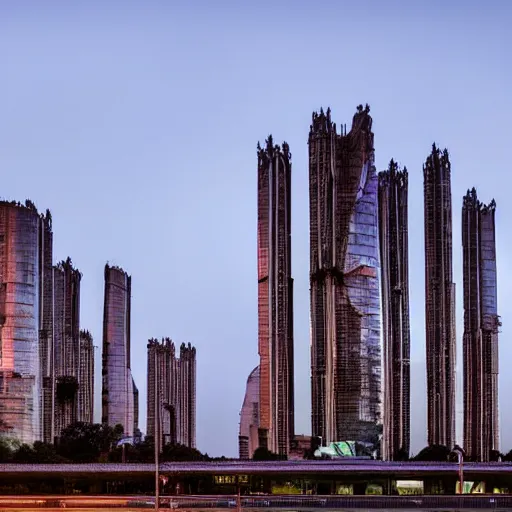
[32,441,67,463]
[489,450,502,462]
[109,437,155,463]
[0,438,13,462]
[252,447,284,461]
[413,444,450,462]
[161,443,206,462]
[11,444,37,463]
[395,447,409,461]
[502,449,512,462]
[57,422,124,462]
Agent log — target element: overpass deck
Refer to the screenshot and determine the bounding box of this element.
[1,460,512,477]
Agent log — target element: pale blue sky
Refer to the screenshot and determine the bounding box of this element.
[1,0,510,457]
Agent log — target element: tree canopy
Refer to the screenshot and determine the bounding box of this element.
[57,422,124,462]
[413,444,451,462]
[252,447,284,461]
[1,422,211,463]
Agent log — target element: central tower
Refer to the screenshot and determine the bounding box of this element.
[423,145,456,448]
[309,105,381,446]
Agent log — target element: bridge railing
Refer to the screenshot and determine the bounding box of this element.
[0,494,512,509]
[161,493,512,510]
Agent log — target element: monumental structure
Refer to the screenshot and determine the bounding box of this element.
[52,258,82,438]
[256,136,294,456]
[0,200,52,444]
[462,188,499,461]
[102,264,137,436]
[147,337,196,450]
[378,161,411,460]
[309,105,381,446]
[423,144,456,448]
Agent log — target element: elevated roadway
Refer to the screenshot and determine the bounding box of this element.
[1,460,512,477]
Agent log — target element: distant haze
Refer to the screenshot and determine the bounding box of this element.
[1,0,510,457]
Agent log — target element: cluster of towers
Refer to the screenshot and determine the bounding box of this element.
[0,200,197,448]
[0,200,93,444]
[146,338,196,451]
[240,104,499,462]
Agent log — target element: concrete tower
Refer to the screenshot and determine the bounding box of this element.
[378,161,410,460]
[423,144,456,448]
[257,136,294,456]
[309,105,381,447]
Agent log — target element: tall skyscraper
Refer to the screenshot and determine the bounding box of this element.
[146,338,196,450]
[423,144,456,448]
[102,264,137,436]
[0,200,52,444]
[257,136,294,456]
[378,161,411,460]
[462,189,499,461]
[78,330,94,424]
[309,105,381,446]
[53,258,81,438]
[39,208,54,444]
[238,366,260,459]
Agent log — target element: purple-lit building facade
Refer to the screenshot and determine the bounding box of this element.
[462,189,499,461]
[102,264,137,436]
[309,105,381,447]
[423,145,456,448]
[378,161,411,460]
[147,338,196,450]
[257,136,294,456]
[239,366,260,459]
[0,200,52,444]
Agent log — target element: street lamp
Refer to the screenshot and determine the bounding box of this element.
[452,445,465,494]
[154,348,160,512]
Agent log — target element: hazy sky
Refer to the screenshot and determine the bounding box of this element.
[1,0,511,457]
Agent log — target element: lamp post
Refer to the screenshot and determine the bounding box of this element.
[452,445,465,494]
[155,348,159,512]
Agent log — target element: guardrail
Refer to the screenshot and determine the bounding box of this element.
[0,494,512,509]
[162,494,512,509]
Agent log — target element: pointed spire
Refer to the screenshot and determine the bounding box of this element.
[266,134,274,153]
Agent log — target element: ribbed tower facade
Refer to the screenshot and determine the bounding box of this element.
[78,330,94,424]
[423,144,456,448]
[39,209,54,444]
[53,258,81,438]
[238,366,260,459]
[309,105,381,446]
[147,338,196,450]
[257,136,294,455]
[0,200,52,444]
[378,161,410,460]
[462,189,499,461]
[102,264,137,436]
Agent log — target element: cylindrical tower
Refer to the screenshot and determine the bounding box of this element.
[0,200,45,443]
[102,264,134,436]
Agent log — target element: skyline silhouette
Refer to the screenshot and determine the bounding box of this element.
[1,0,511,457]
